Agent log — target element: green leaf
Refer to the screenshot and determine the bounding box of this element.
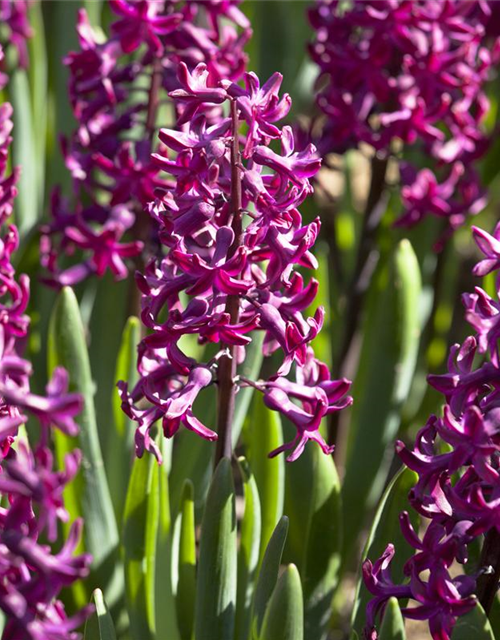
[112,316,140,439]
[307,241,333,368]
[350,467,419,638]
[379,598,406,640]
[44,0,79,194]
[302,449,342,640]
[251,516,289,640]
[107,315,140,519]
[245,394,285,561]
[89,273,129,464]
[84,589,117,640]
[176,480,197,640]
[235,457,262,640]
[452,602,496,640]
[84,0,103,26]
[49,288,119,590]
[155,439,180,640]
[342,239,421,561]
[194,458,237,640]
[260,564,304,640]
[489,595,500,639]
[123,453,159,640]
[169,428,214,522]
[28,0,48,215]
[244,0,312,113]
[7,66,39,236]
[232,331,265,448]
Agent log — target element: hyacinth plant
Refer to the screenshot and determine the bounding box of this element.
[117,60,353,465]
[1,1,500,640]
[362,222,500,640]
[0,47,91,640]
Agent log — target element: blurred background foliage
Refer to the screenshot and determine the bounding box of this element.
[2,1,500,639]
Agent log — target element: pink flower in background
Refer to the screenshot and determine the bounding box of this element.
[308,0,499,231]
[41,0,252,287]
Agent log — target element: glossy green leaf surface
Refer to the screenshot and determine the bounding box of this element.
[236,457,262,640]
[260,564,304,640]
[176,480,197,640]
[251,516,289,640]
[302,449,342,640]
[379,597,406,640]
[49,288,119,583]
[108,315,140,519]
[342,240,421,561]
[123,453,159,640]
[245,394,285,561]
[194,458,237,640]
[452,602,496,640]
[84,589,117,640]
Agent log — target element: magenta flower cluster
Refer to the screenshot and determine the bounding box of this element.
[119,62,352,462]
[0,0,32,69]
[0,63,92,640]
[308,0,499,230]
[41,0,251,287]
[363,223,500,640]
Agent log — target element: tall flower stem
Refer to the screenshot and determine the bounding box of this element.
[477,529,500,615]
[146,57,162,139]
[128,56,163,320]
[215,99,242,464]
[329,154,388,444]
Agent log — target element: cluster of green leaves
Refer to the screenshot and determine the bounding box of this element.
[44,278,423,640]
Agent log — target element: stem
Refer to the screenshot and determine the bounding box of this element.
[215,100,242,465]
[146,57,163,139]
[127,57,163,321]
[477,528,500,615]
[329,154,388,444]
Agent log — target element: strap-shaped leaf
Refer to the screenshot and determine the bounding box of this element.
[235,457,262,640]
[342,240,421,562]
[452,602,496,640]
[176,480,197,640]
[123,453,159,640]
[245,394,285,561]
[84,0,103,26]
[44,0,79,193]
[84,589,117,640]
[379,597,406,640]
[251,516,289,639]
[351,467,419,638]
[232,332,265,448]
[155,439,180,639]
[107,316,140,519]
[302,448,342,640]
[27,0,47,215]
[194,458,237,640]
[89,274,128,468]
[260,564,304,640]
[7,64,38,236]
[49,288,119,582]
